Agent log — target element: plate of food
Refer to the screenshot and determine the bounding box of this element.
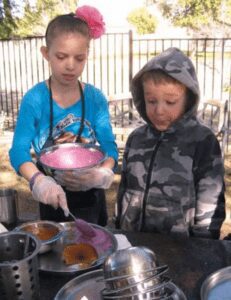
[14,220,64,254]
[39,222,118,275]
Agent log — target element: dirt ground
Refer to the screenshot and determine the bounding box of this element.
[1,136,231,238]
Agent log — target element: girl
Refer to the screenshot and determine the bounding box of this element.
[9,5,118,226]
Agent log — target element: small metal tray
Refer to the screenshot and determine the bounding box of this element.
[54,269,187,300]
[55,269,104,300]
[39,222,118,275]
[201,266,231,300]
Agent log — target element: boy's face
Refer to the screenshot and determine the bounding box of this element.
[143,79,187,131]
[41,32,89,87]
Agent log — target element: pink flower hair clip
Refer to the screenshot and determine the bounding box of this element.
[75,5,105,39]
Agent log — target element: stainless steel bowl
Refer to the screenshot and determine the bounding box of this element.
[103,246,158,279]
[102,271,169,297]
[38,143,107,176]
[102,281,186,299]
[101,282,168,299]
[14,220,64,254]
[103,246,160,292]
[103,265,168,291]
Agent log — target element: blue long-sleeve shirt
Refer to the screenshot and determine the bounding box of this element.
[9,81,118,172]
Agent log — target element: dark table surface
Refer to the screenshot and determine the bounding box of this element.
[39,230,231,300]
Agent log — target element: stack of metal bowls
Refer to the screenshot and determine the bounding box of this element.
[101,246,170,299]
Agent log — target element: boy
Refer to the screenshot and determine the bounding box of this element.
[116,47,225,239]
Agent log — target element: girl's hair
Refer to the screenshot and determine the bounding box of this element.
[142,69,195,112]
[45,13,90,47]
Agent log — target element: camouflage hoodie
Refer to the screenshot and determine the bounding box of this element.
[116,47,225,239]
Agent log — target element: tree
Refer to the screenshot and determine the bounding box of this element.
[0,0,78,39]
[14,0,59,37]
[127,7,158,35]
[158,0,231,36]
[0,0,18,39]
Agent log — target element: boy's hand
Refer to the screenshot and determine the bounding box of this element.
[54,167,114,191]
[32,175,68,211]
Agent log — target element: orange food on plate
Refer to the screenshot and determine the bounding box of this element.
[23,225,59,241]
[63,243,98,266]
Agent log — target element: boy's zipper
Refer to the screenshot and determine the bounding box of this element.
[140,132,164,231]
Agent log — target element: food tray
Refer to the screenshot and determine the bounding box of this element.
[54,269,187,300]
[39,222,118,275]
[201,266,231,300]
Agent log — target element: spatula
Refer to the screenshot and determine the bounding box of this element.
[68,211,96,238]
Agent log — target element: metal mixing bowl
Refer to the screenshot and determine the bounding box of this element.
[101,280,181,299]
[102,272,169,297]
[103,265,168,291]
[103,246,160,291]
[14,220,64,254]
[103,246,158,279]
[38,143,107,177]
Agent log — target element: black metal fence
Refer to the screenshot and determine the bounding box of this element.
[0,31,231,132]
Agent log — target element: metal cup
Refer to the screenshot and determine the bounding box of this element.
[0,231,41,300]
[0,189,17,224]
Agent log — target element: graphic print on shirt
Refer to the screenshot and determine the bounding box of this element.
[39,113,96,149]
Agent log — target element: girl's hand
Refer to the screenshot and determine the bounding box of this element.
[32,175,68,211]
[54,167,114,191]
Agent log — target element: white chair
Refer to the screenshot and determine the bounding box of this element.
[199,99,228,156]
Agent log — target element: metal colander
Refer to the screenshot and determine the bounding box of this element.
[0,232,41,300]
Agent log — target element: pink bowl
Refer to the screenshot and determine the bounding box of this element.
[38,143,106,174]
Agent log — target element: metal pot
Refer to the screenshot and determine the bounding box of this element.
[0,188,17,224]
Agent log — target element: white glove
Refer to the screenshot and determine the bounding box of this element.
[54,167,114,191]
[32,175,68,212]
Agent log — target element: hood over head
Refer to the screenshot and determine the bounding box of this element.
[131,47,200,123]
